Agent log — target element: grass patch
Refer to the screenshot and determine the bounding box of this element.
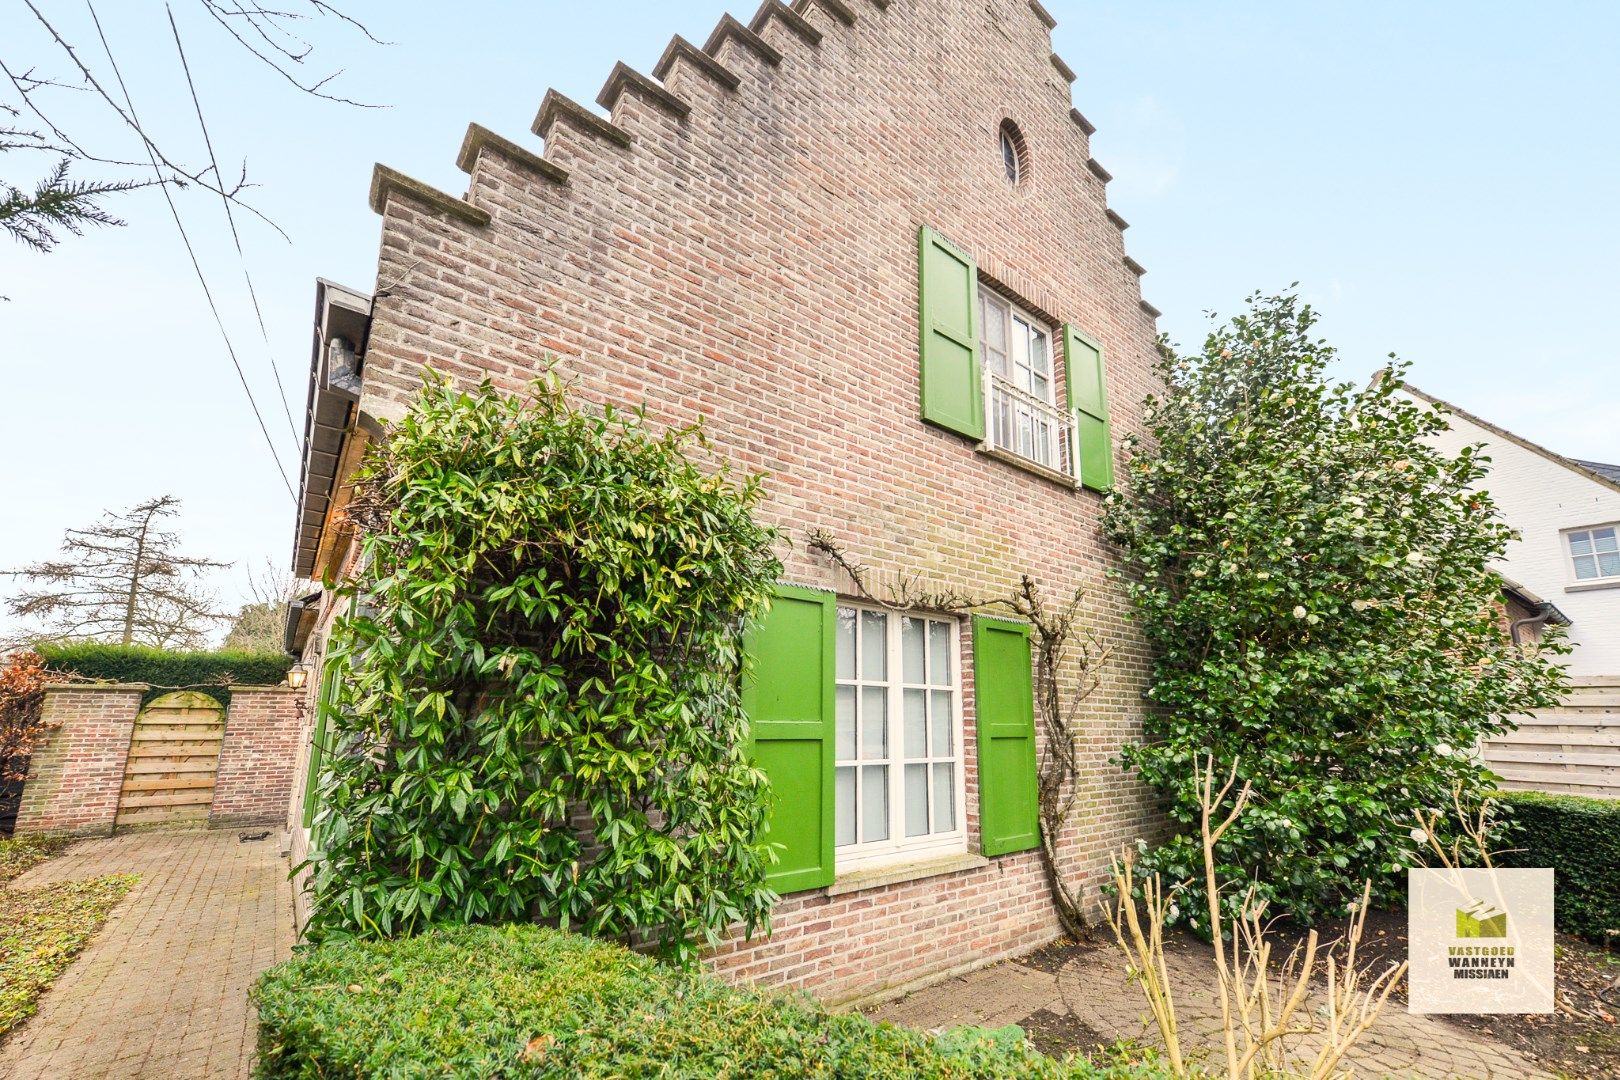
[255,924,1174,1078]
[0,874,137,1039]
[0,836,75,886]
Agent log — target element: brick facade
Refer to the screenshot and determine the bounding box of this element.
[15,684,302,837]
[15,684,142,837]
[211,687,304,829]
[297,0,1168,1002]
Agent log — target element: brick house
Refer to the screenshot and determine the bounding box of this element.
[286,0,1165,1003]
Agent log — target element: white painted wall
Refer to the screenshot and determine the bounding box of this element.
[1413,394,1620,676]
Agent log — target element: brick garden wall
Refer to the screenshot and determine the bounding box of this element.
[211,687,304,829]
[14,684,302,837]
[325,0,1169,1002]
[14,684,143,837]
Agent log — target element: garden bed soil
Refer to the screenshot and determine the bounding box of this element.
[1263,907,1620,1080]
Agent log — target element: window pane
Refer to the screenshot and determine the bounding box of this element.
[860,609,887,679]
[987,347,1008,378]
[1017,409,1032,457]
[902,617,926,683]
[860,686,887,759]
[1031,371,1049,403]
[1575,554,1599,580]
[1011,317,1029,374]
[904,689,927,757]
[929,622,951,683]
[836,767,856,847]
[836,686,856,760]
[1034,417,1051,466]
[931,690,953,755]
[982,296,1007,351]
[836,608,856,679]
[933,764,955,833]
[1031,330,1049,375]
[905,764,929,837]
[861,766,889,842]
[994,392,1013,449]
[1570,532,1593,556]
[1600,551,1620,578]
[1596,528,1619,553]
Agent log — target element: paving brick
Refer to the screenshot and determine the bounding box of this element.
[0,831,295,1079]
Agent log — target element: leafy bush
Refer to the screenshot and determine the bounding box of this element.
[1103,292,1570,931]
[253,924,1171,1079]
[34,642,292,707]
[1,650,51,791]
[1497,790,1620,942]
[306,377,783,964]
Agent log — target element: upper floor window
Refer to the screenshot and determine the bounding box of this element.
[979,291,1071,475]
[998,120,1028,185]
[835,604,964,870]
[1567,525,1620,583]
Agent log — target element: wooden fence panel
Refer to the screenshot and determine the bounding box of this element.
[1484,677,1620,799]
[114,690,224,828]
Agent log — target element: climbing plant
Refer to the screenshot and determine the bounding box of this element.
[305,376,783,965]
[1103,290,1570,931]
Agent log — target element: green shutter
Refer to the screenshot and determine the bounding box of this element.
[301,664,337,830]
[918,225,984,440]
[973,616,1040,856]
[743,584,836,893]
[1063,324,1114,491]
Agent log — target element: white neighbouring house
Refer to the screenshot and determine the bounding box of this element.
[1406,383,1620,678]
[1404,383,1620,799]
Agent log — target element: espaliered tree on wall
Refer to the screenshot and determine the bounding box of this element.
[1103,291,1569,931]
[304,377,783,965]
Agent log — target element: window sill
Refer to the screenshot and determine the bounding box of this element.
[975,445,1078,491]
[827,851,989,896]
[1565,579,1620,593]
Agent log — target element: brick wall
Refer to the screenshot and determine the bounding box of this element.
[211,687,304,829]
[14,684,143,837]
[316,0,1169,1002]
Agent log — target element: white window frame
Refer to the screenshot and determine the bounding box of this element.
[1565,524,1620,585]
[834,603,967,873]
[978,290,1075,477]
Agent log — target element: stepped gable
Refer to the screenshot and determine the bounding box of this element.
[362,0,1159,324]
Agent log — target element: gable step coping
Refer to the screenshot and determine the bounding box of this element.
[1028,0,1057,30]
[1123,255,1146,277]
[1086,157,1112,183]
[1069,107,1096,136]
[457,123,569,184]
[369,164,490,226]
[750,0,823,46]
[1050,53,1076,83]
[705,13,784,66]
[1106,208,1129,231]
[654,34,742,92]
[597,61,692,119]
[795,0,857,27]
[533,89,632,149]
[1140,299,1163,318]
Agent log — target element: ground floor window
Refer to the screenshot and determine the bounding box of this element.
[834,603,965,869]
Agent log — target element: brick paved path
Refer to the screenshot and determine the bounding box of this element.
[0,830,294,1079]
[867,939,1555,1079]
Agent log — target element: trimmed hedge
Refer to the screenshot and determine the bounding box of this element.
[35,643,291,707]
[253,925,1172,1079]
[1497,790,1620,942]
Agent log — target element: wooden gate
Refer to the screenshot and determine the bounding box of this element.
[116,690,225,828]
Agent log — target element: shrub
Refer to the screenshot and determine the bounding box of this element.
[1496,790,1620,942]
[1,650,50,790]
[253,924,1171,1079]
[1103,292,1570,931]
[34,642,292,707]
[306,377,783,964]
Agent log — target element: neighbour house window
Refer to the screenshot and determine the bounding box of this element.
[1567,526,1620,583]
[835,604,964,869]
[979,291,1072,475]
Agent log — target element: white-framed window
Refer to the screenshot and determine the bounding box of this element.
[835,604,965,870]
[979,291,1073,476]
[1567,525,1620,583]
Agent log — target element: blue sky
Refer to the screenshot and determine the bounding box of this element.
[2,1,1616,640]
